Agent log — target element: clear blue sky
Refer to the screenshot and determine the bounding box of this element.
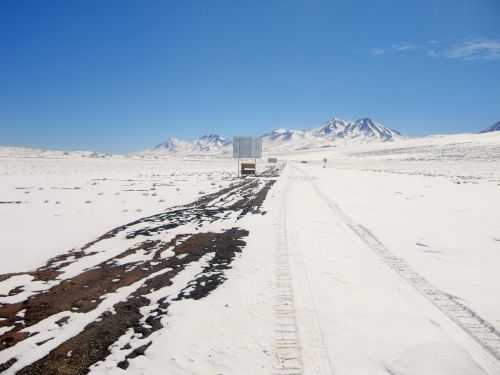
[1,0,499,153]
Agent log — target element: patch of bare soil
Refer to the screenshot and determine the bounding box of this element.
[16,229,248,375]
[0,171,278,373]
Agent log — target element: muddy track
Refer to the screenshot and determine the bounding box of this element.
[0,169,279,374]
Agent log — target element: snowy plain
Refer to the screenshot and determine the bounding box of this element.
[0,156,236,274]
[283,131,500,332]
[1,131,500,374]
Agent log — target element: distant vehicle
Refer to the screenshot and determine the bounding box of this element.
[240,162,256,176]
[300,160,308,164]
[268,157,278,163]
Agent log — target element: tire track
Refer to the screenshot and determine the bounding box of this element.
[272,167,336,375]
[273,192,303,375]
[294,164,500,375]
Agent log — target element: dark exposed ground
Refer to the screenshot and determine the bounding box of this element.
[0,167,281,374]
[15,229,249,375]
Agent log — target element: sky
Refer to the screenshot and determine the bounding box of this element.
[1,0,499,153]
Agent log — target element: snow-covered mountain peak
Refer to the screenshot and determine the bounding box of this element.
[260,116,401,153]
[271,128,289,135]
[147,116,402,156]
[480,121,500,133]
[193,134,231,152]
[153,134,231,155]
[154,137,185,152]
[315,118,349,136]
[198,134,228,144]
[265,128,305,141]
[348,118,400,140]
[312,116,399,141]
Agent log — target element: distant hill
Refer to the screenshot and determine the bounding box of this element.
[480,121,500,133]
[0,146,114,159]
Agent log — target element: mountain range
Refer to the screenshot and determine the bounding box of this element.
[152,134,231,155]
[151,117,401,156]
[2,117,498,158]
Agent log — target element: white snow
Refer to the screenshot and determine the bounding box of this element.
[1,130,500,374]
[281,166,489,374]
[0,157,235,274]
